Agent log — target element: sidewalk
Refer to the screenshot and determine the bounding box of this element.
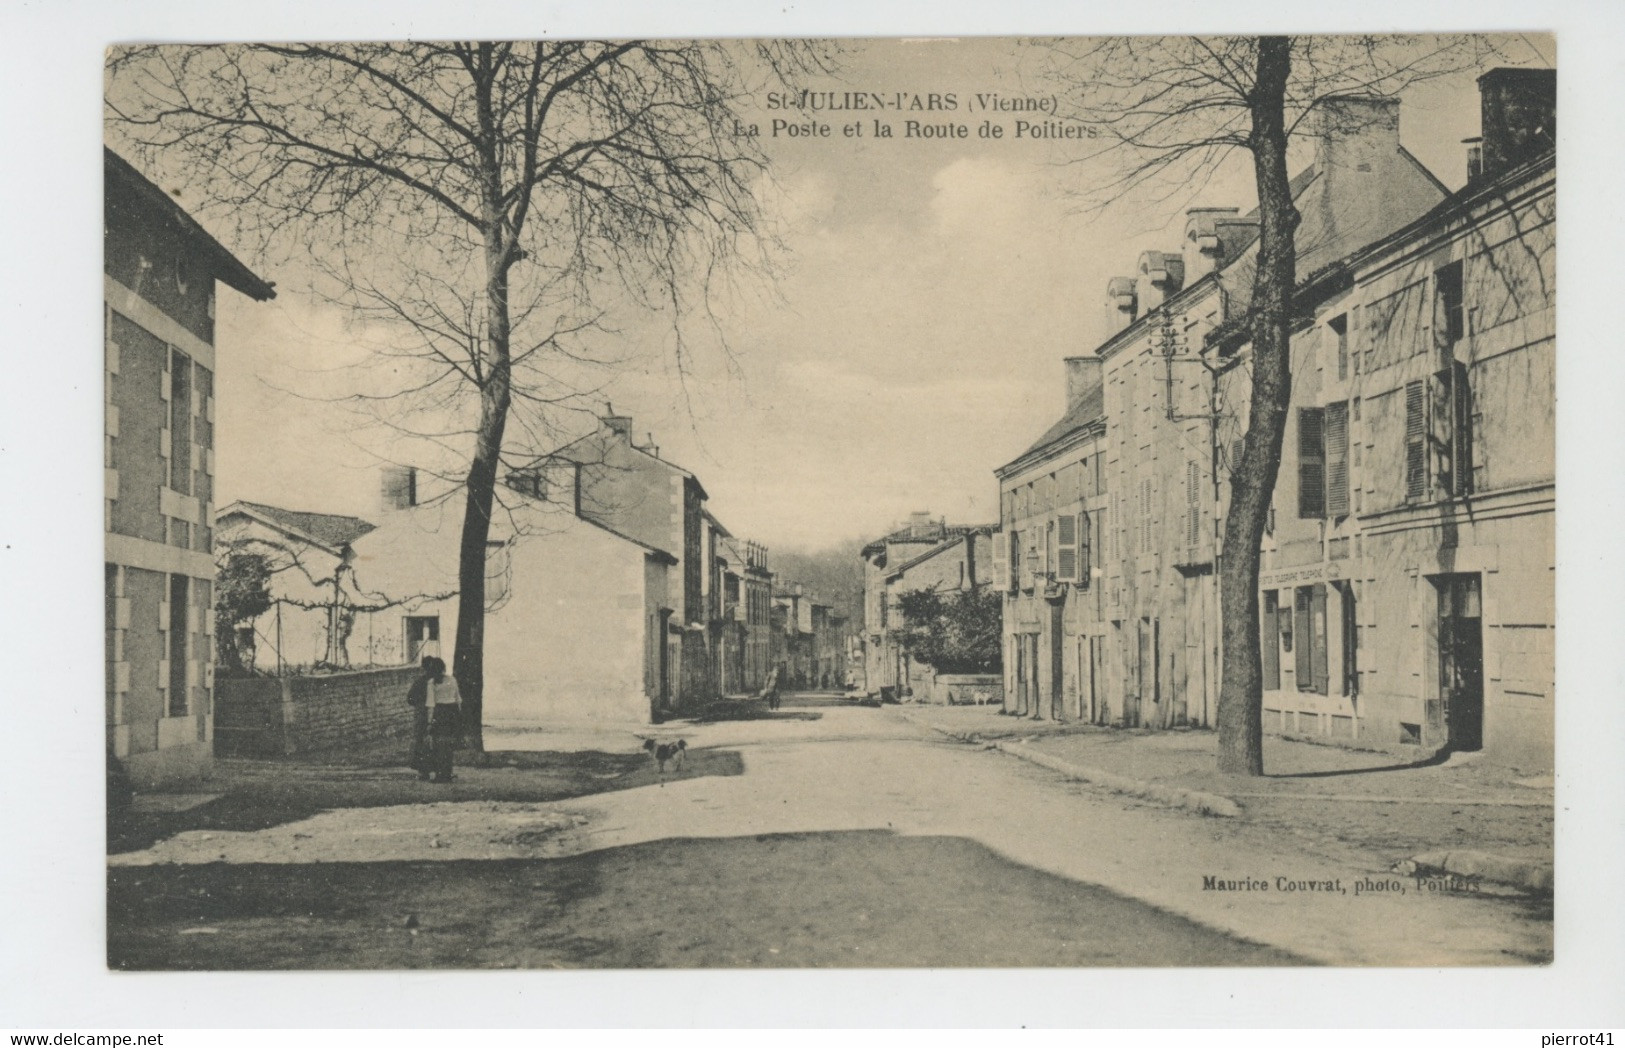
[901,703,1553,893]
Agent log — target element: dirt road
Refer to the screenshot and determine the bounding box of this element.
[108,695,1550,968]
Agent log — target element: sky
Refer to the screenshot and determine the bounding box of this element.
[201,35,1551,556]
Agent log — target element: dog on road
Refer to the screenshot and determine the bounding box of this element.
[642,737,687,774]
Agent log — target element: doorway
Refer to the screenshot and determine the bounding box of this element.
[1434,574,1484,752]
[1049,602,1066,721]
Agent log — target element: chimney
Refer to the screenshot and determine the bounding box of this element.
[1136,250,1185,312]
[1104,276,1138,333]
[1477,68,1555,180]
[1183,207,1240,281]
[1063,355,1103,411]
[601,402,633,441]
[1306,95,1402,262]
[1463,137,1484,183]
[380,465,417,511]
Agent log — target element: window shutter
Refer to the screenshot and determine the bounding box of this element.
[1261,590,1280,691]
[1311,583,1330,695]
[1057,513,1078,582]
[1186,460,1201,549]
[1325,401,1350,517]
[1452,360,1474,496]
[1078,512,1091,589]
[1297,407,1326,518]
[1405,379,1427,500]
[990,528,1008,593]
[1294,586,1313,689]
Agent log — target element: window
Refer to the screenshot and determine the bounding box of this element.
[1337,581,1358,697]
[485,541,510,606]
[1297,407,1325,518]
[168,348,192,495]
[1436,260,1464,348]
[1261,590,1281,690]
[1009,529,1022,590]
[1330,314,1349,380]
[1435,361,1475,498]
[167,574,190,716]
[1406,367,1474,502]
[1044,520,1057,578]
[405,616,439,662]
[1294,584,1329,694]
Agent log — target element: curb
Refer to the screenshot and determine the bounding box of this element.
[904,713,1241,819]
[1396,849,1553,895]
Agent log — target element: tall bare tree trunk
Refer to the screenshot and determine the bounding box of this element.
[1216,37,1299,776]
[452,46,513,756]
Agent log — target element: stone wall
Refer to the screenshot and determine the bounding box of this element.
[215,666,419,757]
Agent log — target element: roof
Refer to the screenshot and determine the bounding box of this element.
[861,520,987,558]
[887,526,996,579]
[1001,382,1106,472]
[104,148,276,302]
[217,500,376,551]
[1206,147,1554,356]
[576,514,678,565]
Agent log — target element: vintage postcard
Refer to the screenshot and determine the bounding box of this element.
[99,33,1556,973]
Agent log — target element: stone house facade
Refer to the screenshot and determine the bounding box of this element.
[104,148,274,788]
[1081,93,1449,732]
[1220,69,1556,768]
[859,513,987,698]
[993,365,1108,722]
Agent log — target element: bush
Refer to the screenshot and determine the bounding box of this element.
[894,586,1002,675]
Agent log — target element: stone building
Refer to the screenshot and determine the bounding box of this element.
[859,513,990,699]
[342,468,678,726]
[1082,93,1449,731]
[1215,69,1556,768]
[993,363,1108,721]
[104,148,274,788]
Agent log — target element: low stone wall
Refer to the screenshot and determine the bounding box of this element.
[214,666,420,757]
[906,670,1003,706]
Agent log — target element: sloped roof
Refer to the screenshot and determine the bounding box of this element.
[1009,381,1105,465]
[861,521,987,558]
[105,148,276,302]
[219,501,376,550]
[888,525,996,579]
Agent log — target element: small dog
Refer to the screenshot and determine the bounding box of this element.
[642,737,687,774]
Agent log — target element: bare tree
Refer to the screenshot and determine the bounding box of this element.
[1040,35,1504,774]
[107,41,832,750]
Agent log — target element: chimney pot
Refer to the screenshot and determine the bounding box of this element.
[380,465,418,511]
[1477,67,1555,180]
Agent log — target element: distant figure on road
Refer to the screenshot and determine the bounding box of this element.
[764,665,782,711]
[405,656,436,781]
[423,656,463,783]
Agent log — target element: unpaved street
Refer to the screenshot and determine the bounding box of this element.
[109,696,1550,968]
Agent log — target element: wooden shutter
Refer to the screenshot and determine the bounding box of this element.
[990,528,1008,593]
[1325,400,1350,517]
[1078,512,1091,589]
[1056,513,1078,582]
[1293,586,1313,689]
[1310,583,1330,695]
[1297,407,1326,518]
[1405,379,1427,500]
[1186,460,1202,549]
[1261,590,1280,691]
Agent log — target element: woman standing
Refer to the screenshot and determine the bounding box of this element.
[424,656,463,783]
[405,656,435,780]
